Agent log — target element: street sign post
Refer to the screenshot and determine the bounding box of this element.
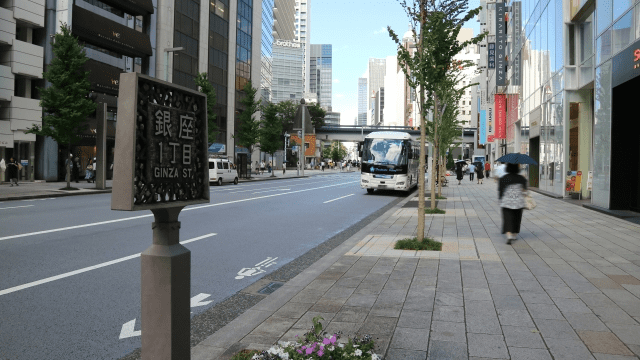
[111,72,209,360]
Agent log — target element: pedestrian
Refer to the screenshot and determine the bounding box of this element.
[484,161,491,178]
[321,161,325,172]
[476,163,484,184]
[468,162,475,181]
[260,161,265,175]
[6,157,19,186]
[347,162,351,172]
[499,163,527,245]
[268,161,272,173]
[282,162,286,175]
[455,163,463,185]
[85,159,95,183]
[253,161,258,175]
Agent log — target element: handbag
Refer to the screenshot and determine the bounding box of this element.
[524,191,536,210]
[86,164,93,171]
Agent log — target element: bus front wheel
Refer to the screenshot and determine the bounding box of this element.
[366,188,374,194]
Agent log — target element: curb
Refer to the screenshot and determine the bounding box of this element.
[0,189,112,202]
[190,189,416,359]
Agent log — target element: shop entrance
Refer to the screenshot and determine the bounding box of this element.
[529,137,540,188]
[611,77,640,211]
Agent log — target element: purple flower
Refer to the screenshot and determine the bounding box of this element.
[317,350,324,356]
[306,347,314,355]
[323,337,331,345]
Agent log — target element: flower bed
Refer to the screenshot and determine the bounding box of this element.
[232,316,380,360]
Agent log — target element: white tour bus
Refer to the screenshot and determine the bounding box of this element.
[360,131,419,194]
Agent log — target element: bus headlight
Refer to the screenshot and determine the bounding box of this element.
[397,182,405,186]
[362,180,369,183]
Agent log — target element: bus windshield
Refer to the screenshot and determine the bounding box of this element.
[362,138,408,166]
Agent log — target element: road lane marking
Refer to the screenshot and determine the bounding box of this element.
[235,257,278,279]
[0,180,358,242]
[323,194,355,204]
[252,188,290,194]
[0,233,217,296]
[0,205,35,210]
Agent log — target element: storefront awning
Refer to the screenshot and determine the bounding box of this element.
[99,0,153,17]
[83,59,122,96]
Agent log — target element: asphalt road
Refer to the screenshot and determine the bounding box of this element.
[0,173,409,360]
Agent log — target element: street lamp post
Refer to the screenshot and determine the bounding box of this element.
[164,47,184,82]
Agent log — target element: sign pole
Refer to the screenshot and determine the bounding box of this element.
[96,102,107,189]
[141,206,190,360]
[301,99,305,177]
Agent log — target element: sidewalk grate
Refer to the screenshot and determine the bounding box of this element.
[257,281,284,295]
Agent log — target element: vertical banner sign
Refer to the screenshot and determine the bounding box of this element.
[480,110,487,144]
[511,1,522,86]
[496,2,507,86]
[488,43,496,69]
[487,103,494,143]
[495,94,507,139]
[506,94,519,143]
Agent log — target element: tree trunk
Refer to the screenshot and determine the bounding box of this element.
[430,96,439,210]
[270,152,276,177]
[67,142,71,189]
[438,154,443,197]
[416,8,427,242]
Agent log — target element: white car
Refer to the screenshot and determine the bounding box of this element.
[209,158,238,186]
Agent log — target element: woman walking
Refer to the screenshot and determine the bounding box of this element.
[499,163,527,244]
[6,157,19,186]
[455,163,464,185]
[85,159,95,183]
[476,163,484,184]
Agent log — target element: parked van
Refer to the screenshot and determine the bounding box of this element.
[208,158,239,185]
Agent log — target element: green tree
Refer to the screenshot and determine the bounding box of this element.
[258,102,283,177]
[389,0,484,241]
[194,72,218,144]
[328,141,348,164]
[235,82,261,166]
[26,23,96,189]
[307,102,327,128]
[276,100,298,133]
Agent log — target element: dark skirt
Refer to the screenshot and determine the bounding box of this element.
[502,208,523,234]
[477,170,484,179]
[456,171,463,180]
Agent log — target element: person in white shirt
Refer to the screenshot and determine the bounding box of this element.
[468,163,475,182]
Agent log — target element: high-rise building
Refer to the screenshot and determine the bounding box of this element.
[271,39,304,104]
[272,0,295,40]
[260,0,275,102]
[357,77,367,126]
[293,0,310,93]
[367,58,385,125]
[324,111,340,126]
[309,44,331,109]
[453,28,480,128]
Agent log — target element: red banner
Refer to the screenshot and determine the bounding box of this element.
[495,94,506,139]
[506,94,519,143]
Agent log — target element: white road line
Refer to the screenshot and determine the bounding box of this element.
[252,188,290,194]
[0,205,35,210]
[0,180,358,242]
[323,194,355,204]
[0,233,217,297]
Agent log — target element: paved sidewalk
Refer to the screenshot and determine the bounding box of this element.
[191,177,640,360]
[0,168,356,202]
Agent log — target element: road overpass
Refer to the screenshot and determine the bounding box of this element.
[314,125,478,144]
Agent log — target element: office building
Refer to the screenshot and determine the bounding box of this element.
[293,0,310,93]
[324,111,339,126]
[357,77,367,126]
[309,44,331,109]
[271,39,304,104]
[272,0,294,40]
[260,0,274,102]
[0,0,46,181]
[367,58,385,125]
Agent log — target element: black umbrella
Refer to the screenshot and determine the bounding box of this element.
[497,153,538,165]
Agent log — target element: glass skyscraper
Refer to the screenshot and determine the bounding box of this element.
[309,44,332,109]
[260,0,274,102]
[271,40,304,104]
[357,77,367,126]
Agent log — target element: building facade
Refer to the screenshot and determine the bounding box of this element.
[476,0,640,212]
[309,44,331,109]
[324,111,340,126]
[271,39,303,104]
[293,0,310,93]
[0,0,45,181]
[357,77,367,126]
[260,0,274,102]
[366,58,385,125]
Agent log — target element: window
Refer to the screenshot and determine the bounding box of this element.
[223,162,229,169]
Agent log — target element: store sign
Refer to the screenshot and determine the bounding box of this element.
[112,73,209,211]
[72,5,153,59]
[479,110,487,144]
[495,94,506,139]
[495,2,507,86]
[84,59,123,96]
[488,43,496,69]
[487,103,494,138]
[612,38,640,86]
[275,40,301,48]
[511,2,522,86]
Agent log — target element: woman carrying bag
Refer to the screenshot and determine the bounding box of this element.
[85,159,95,183]
[498,163,527,244]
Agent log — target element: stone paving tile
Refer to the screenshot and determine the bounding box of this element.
[432,305,465,322]
[564,312,610,332]
[430,321,466,342]
[291,311,336,329]
[465,314,502,334]
[467,333,509,359]
[397,310,432,329]
[593,354,640,360]
[502,325,546,349]
[526,302,564,320]
[591,306,639,326]
[497,309,536,327]
[359,315,398,335]
[508,347,553,360]
[607,324,640,346]
[545,339,596,360]
[385,348,427,360]
[389,327,429,351]
[534,319,581,341]
[427,340,468,360]
[577,331,635,356]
